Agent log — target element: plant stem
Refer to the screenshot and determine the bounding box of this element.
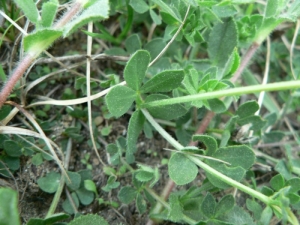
[232,42,260,83]
[0,1,84,109]
[143,108,299,224]
[143,80,300,108]
[0,54,34,107]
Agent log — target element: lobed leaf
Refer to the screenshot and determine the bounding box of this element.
[140,70,184,93]
[106,86,136,118]
[124,50,151,91]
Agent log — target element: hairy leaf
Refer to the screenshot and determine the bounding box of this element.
[169,153,198,185]
[14,0,39,24]
[118,186,137,204]
[145,94,187,120]
[106,86,136,118]
[208,18,238,67]
[68,214,108,225]
[63,0,109,37]
[130,0,148,14]
[215,195,235,218]
[140,70,184,93]
[201,193,216,218]
[126,110,145,163]
[41,0,58,27]
[192,135,217,156]
[124,50,150,91]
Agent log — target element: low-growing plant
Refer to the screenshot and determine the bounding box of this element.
[1,0,300,225]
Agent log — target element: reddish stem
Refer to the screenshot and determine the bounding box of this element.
[0,54,34,107]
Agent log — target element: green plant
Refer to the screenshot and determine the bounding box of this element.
[1,0,300,224]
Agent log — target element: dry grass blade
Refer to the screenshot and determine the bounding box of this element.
[5,102,69,182]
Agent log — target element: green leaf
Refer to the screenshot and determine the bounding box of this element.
[207,98,227,113]
[236,101,259,118]
[201,193,216,218]
[168,194,184,222]
[212,4,237,18]
[238,115,266,131]
[106,85,136,118]
[130,0,149,14]
[118,186,137,204]
[0,105,11,120]
[76,187,94,205]
[135,171,154,182]
[125,34,142,54]
[223,205,255,225]
[215,195,235,218]
[140,70,184,93]
[151,0,182,22]
[126,110,145,163]
[265,0,279,18]
[24,29,62,55]
[68,214,108,225]
[14,0,39,24]
[66,171,81,190]
[145,94,188,120]
[62,192,79,214]
[136,193,147,214]
[64,0,109,36]
[37,172,60,193]
[222,48,240,78]
[168,153,198,185]
[246,198,262,220]
[3,140,22,157]
[144,38,166,60]
[270,174,285,191]
[192,135,218,156]
[150,9,162,25]
[214,145,255,169]
[124,50,150,91]
[208,18,238,67]
[260,206,273,225]
[286,178,300,193]
[0,188,20,225]
[41,0,58,27]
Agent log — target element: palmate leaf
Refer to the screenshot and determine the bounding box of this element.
[124,50,151,91]
[105,86,136,118]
